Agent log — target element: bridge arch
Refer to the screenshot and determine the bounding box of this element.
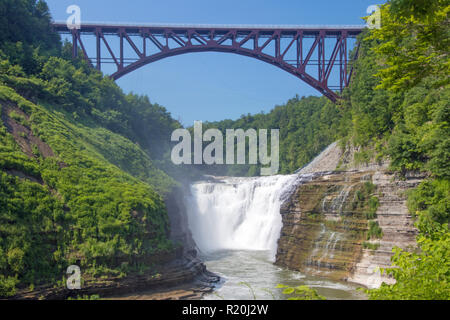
[111,45,335,100]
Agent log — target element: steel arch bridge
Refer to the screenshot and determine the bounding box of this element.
[53,22,363,102]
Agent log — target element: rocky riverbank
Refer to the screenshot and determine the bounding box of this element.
[11,249,219,300]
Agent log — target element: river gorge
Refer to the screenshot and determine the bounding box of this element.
[19,143,420,300]
[175,143,422,300]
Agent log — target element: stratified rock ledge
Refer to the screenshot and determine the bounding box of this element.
[12,251,219,300]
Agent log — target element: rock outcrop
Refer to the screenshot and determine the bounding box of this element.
[14,250,219,300]
[275,143,423,288]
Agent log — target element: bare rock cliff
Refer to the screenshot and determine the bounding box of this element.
[275,143,424,288]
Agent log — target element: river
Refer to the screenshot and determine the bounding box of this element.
[202,250,365,300]
[183,174,367,300]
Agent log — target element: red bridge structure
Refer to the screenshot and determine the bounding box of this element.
[52,22,364,102]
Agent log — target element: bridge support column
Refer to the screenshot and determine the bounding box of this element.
[119,28,124,70]
[96,28,101,70]
[71,30,78,58]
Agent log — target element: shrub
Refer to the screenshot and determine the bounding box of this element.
[365,196,379,219]
[362,242,380,250]
[367,221,383,240]
[276,284,326,300]
[368,229,450,300]
[0,275,18,297]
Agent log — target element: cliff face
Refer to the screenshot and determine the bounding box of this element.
[165,185,198,254]
[275,145,423,288]
[348,171,422,288]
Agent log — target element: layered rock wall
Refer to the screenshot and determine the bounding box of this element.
[275,144,422,288]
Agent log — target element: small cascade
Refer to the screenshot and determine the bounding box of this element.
[307,184,354,271]
[307,223,327,267]
[308,229,345,271]
[317,231,337,268]
[329,233,342,258]
[330,184,353,214]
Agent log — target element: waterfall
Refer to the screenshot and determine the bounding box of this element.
[184,174,300,261]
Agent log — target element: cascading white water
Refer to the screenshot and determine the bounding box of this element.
[184,174,299,261]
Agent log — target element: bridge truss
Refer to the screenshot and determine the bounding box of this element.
[53,23,363,102]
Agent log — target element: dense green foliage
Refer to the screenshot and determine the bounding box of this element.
[407,179,449,235]
[0,0,184,297]
[373,0,449,91]
[349,0,450,300]
[0,0,60,74]
[345,2,449,179]
[369,229,449,300]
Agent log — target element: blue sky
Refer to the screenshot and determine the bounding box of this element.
[46,0,385,125]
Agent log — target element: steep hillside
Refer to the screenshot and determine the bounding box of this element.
[0,77,180,296]
[0,0,197,297]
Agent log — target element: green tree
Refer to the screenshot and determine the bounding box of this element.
[368,228,450,300]
[0,0,61,73]
[370,1,449,90]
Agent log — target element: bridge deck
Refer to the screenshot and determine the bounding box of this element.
[53,21,364,37]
